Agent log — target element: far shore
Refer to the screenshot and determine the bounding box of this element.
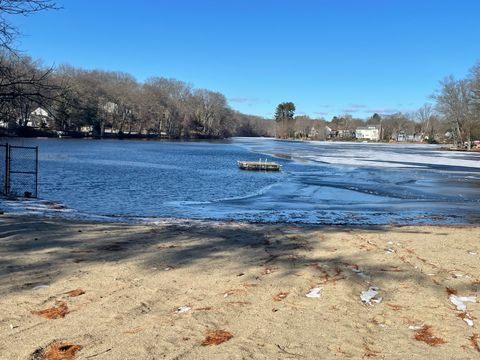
[1,215,479,359]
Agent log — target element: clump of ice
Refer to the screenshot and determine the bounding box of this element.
[306,287,322,298]
[450,295,476,311]
[361,287,382,306]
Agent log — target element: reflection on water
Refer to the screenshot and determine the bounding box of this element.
[1,137,479,225]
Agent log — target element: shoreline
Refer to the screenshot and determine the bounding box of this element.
[1,215,479,359]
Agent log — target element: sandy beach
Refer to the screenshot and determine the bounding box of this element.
[0,215,479,359]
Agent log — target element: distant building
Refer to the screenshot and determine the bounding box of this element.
[27,107,52,128]
[80,125,94,134]
[326,126,355,139]
[355,125,381,141]
[102,102,118,114]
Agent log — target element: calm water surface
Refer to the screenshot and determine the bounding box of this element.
[1,137,479,225]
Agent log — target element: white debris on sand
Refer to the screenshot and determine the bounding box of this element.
[408,324,424,331]
[305,287,322,298]
[360,287,382,306]
[175,306,191,314]
[449,295,477,312]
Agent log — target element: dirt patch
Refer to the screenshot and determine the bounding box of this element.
[32,302,69,320]
[30,341,81,360]
[414,325,447,346]
[64,289,85,297]
[201,330,234,346]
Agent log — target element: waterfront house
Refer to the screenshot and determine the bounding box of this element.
[355,125,381,141]
[27,107,52,128]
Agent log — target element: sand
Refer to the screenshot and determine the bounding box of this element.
[0,215,479,359]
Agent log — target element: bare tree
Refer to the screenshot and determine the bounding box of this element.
[434,76,474,148]
[0,0,58,51]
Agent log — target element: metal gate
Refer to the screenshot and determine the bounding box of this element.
[0,143,38,198]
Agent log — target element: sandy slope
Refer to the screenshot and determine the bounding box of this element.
[0,216,479,359]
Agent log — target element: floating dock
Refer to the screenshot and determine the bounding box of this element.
[237,160,282,171]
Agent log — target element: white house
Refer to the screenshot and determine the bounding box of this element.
[27,107,52,128]
[355,125,381,141]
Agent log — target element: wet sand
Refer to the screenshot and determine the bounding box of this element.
[0,216,479,359]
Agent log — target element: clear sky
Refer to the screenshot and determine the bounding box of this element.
[8,0,480,119]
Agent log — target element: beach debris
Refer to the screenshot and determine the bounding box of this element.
[360,287,382,306]
[384,248,395,255]
[273,292,289,301]
[33,285,50,291]
[276,344,304,357]
[237,272,245,277]
[262,267,278,275]
[201,330,234,346]
[64,289,85,297]
[196,306,213,311]
[458,312,474,327]
[449,294,476,311]
[305,287,322,298]
[175,306,191,314]
[413,325,447,346]
[226,301,251,306]
[32,302,69,320]
[468,251,478,256]
[351,268,369,279]
[386,303,404,311]
[408,324,424,331]
[470,334,480,352]
[30,341,82,360]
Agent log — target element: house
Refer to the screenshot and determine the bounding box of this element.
[355,125,381,141]
[80,125,94,135]
[27,107,52,128]
[326,126,355,139]
[103,102,118,114]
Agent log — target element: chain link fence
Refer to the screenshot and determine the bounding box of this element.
[0,143,38,198]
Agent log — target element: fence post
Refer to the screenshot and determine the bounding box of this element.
[35,146,38,197]
[4,143,9,196]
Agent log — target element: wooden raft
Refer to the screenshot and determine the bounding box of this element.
[237,160,282,171]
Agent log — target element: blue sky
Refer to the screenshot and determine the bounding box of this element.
[9,0,480,119]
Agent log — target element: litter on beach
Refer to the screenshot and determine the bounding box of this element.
[449,295,477,311]
[360,287,382,305]
[175,306,191,314]
[459,312,474,327]
[305,287,322,298]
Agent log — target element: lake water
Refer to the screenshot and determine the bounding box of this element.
[1,137,479,225]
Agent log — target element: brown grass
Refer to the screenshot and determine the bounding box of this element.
[223,288,246,297]
[32,302,69,320]
[445,287,457,296]
[201,330,234,346]
[386,303,404,311]
[470,334,480,352]
[273,292,289,301]
[414,325,447,346]
[64,289,85,297]
[31,342,81,360]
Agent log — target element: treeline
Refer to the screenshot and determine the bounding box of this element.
[0,52,273,139]
[274,60,480,147]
